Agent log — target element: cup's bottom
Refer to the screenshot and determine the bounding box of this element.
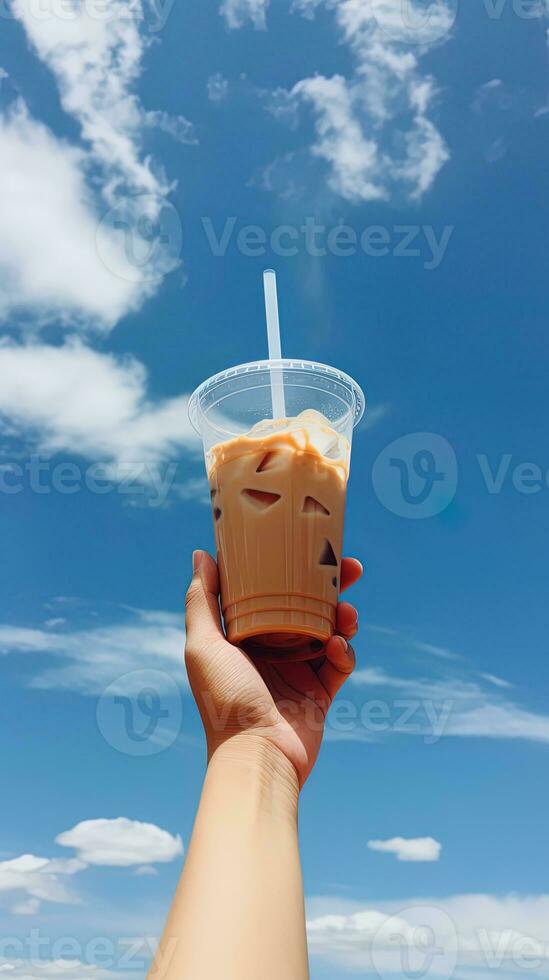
[224,594,336,662]
[241,631,326,663]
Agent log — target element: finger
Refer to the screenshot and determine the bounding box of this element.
[340,557,363,594]
[185,551,224,654]
[336,601,359,641]
[316,636,356,700]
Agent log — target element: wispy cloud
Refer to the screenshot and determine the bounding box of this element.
[351,664,549,744]
[2,610,545,750]
[470,75,548,162]
[358,405,390,432]
[221,0,269,29]
[481,673,512,690]
[366,623,460,661]
[0,607,186,694]
[471,78,506,115]
[207,72,230,102]
[255,0,452,202]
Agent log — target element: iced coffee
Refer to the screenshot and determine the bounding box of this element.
[206,410,350,657]
[189,356,364,662]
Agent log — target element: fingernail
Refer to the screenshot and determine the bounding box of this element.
[192,550,203,574]
[337,636,349,655]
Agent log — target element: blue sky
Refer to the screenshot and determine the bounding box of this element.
[1,0,549,977]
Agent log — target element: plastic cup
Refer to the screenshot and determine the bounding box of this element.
[188,359,365,660]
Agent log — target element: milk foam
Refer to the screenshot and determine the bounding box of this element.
[249,409,349,464]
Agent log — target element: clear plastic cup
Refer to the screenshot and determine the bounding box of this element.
[188,359,365,660]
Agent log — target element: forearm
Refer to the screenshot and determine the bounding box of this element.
[149,734,309,980]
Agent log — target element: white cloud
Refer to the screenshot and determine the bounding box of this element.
[0,818,181,918]
[11,896,41,916]
[291,74,386,202]
[133,864,158,876]
[0,607,185,694]
[1,0,192,328]
[367,837,442,862]
[307,893,549,977]
[207,73,229,102]
[13,0,162,200]
[392,112,449,199]
[0,853,84,912]
[0,340,197,483]
[144,109,198,145]
[56,818,183,867]
[0,103,147,327]
[221,0,269,28]
[262,0,451,202]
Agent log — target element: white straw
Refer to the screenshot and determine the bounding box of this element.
[263,269,286,420]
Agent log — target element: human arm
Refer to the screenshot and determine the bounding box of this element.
[148,551,362,980]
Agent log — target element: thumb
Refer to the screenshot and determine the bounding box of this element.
[185,550,225,655]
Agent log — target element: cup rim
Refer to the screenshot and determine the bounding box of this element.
[188,358,366,436]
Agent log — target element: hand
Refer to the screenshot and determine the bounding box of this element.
[185,551,363,787]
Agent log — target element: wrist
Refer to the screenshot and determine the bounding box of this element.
[207,733,300,816]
